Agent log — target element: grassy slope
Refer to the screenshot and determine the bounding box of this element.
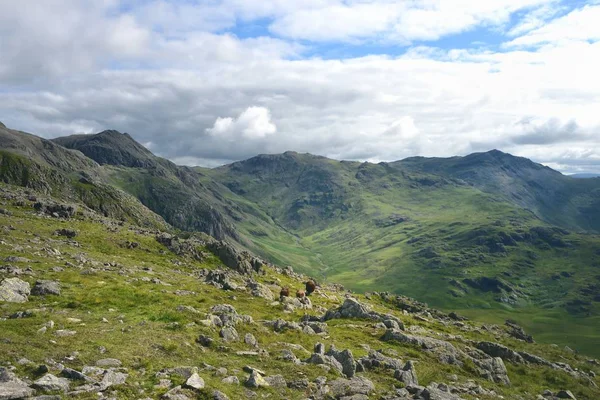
[0,182,599,399]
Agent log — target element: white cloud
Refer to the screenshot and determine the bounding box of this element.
[506,4,600,47]
[207,107,277,139]
[0,0,599,174]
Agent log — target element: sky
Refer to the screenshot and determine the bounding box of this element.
[1,0,600,173]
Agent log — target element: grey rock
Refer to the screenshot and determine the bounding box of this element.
[327,346,357,378]
[54,330,76,337]
[60,368,89,381]
[31,280,61,296]
[473,357,510,385]
[476,341,525,364]
[247,281,274,300]
[184,373,205,390]
[394,361,419,386]
[264,375,287,388]
[33,374,71,392]
[315,342,325,354]
[0,278,30,303]
[556,390,577,399]
[357,350,403,372]
[244,333,258,347]
[98,370,127,391]
[95,358,122,368]
[324,298,404,328]
[212,390,230,400]
[222,376,240,385]
[381,329,461,365]
[328,377,375,398]
[197,334,214,347]
[306,353,344,374]
[288,378,309,390]
[161,385,192,400]
[245,371,269,388]
[0,367,35,399]
[220,326,239,342]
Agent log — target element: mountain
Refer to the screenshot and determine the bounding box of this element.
[571,173,600,179]
[1,181,598,399]
[0,124,169,229]
[394,150,600,232]
[1,124,600,357]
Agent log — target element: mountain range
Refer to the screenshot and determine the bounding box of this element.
[2,122,600,356]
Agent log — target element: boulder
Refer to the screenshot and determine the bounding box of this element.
[247,281,274,300]
[0,278,30,303]
[473,357,510,385]
[328,377,375,398]
[31,280,61,296]
[184,373,205,390]
[394,361,419,386]
[33,374,70,392]
[326,346,357,378]
[245,371,269,388]
[0,367,35,399]
[95,358,122,368]
[220,326,239,342]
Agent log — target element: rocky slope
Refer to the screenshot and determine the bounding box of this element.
[0,182,599,399]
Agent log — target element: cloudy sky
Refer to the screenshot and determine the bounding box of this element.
[1,0,599,173]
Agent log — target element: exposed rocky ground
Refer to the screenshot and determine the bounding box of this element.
[0,182,599,399]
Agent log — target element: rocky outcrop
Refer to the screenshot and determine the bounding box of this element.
[206,240,263,275]
[33,201,77,218]
[327,377,375,398]
[381,329,461,365]
[324,298,404,328]
[476,341,525,364]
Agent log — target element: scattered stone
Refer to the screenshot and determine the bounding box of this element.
[476,341,525,364]
[324,298,404,328]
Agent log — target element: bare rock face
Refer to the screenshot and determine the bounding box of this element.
[0,278,30,303]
